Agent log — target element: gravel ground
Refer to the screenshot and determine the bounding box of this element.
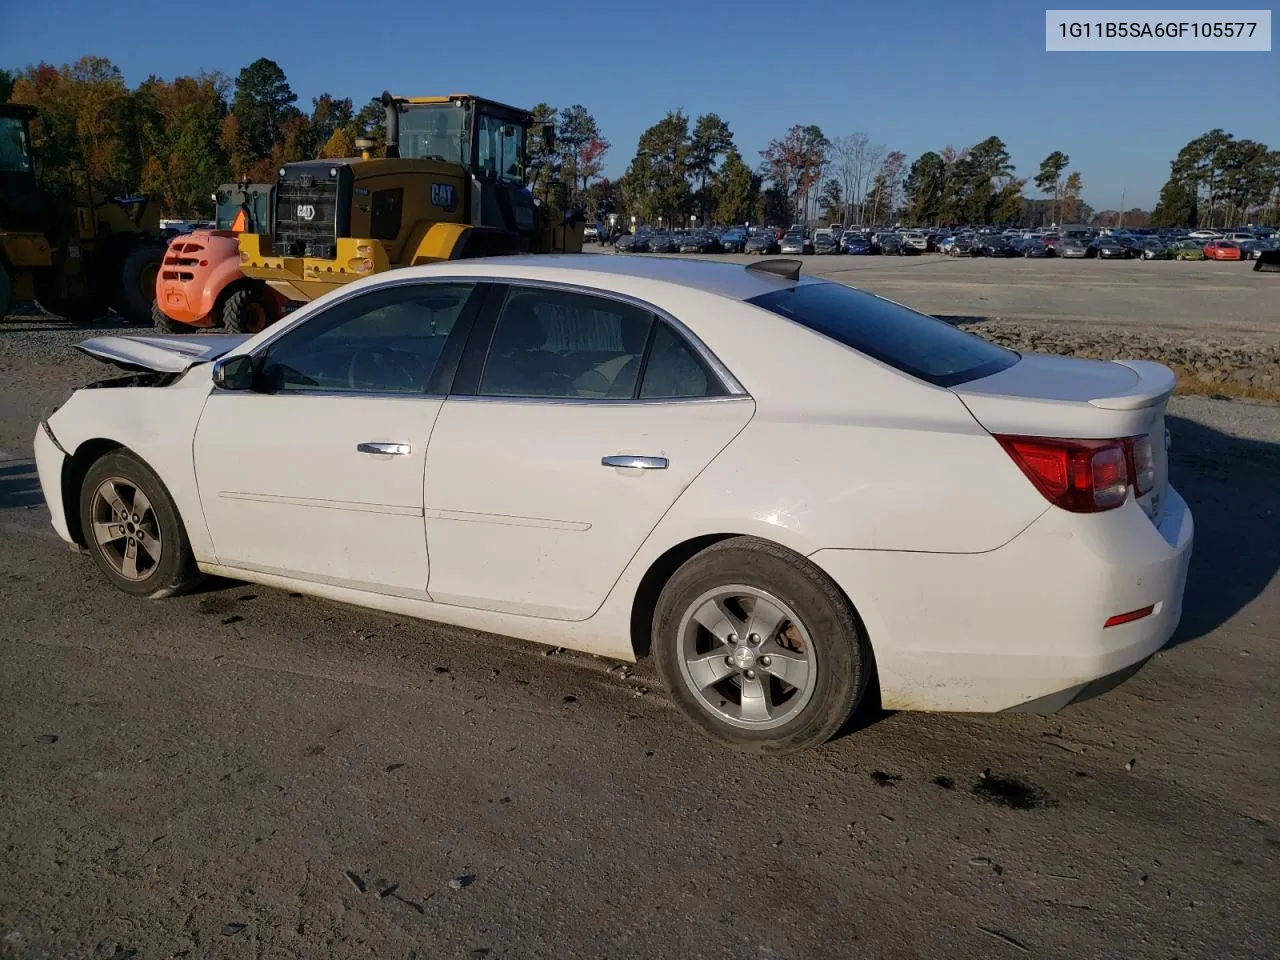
[1,275,1278,959]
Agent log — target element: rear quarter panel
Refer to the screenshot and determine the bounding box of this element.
[602,288,1050,558]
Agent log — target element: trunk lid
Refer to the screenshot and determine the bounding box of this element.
[76,333,249,375]
[953,353,1175,521]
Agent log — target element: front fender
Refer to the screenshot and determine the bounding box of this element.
[46,367,217,562]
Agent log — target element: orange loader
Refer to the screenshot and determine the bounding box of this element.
[152,182,286,333]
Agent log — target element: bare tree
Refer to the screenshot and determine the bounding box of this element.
[833,134,872,225]
[832,134,886,225]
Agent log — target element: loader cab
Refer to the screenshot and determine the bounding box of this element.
[389,95,538,242]
[0,104,42,232]
[213,183,273,233]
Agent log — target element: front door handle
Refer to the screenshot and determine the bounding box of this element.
[602,455,668,470]
[357,442,412,456]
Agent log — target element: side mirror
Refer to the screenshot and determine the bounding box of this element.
[212,354,256,391]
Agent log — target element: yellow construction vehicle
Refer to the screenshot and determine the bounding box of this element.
[0,103,166,323]
[239,93,584,304]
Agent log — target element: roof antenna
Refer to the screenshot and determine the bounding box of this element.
[745,258,802,281]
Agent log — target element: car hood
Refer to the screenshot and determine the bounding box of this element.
[77,333,250,374]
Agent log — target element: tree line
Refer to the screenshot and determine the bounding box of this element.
[3,57,1277,229]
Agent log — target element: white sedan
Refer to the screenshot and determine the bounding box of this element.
[33,255,1193,754]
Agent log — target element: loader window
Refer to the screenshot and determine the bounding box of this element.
[399,103,470,167]
[476,112,524,184]
[0,117,33,173]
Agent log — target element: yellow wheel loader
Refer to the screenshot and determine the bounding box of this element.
[0,103,166,323]
[238,93,585,304]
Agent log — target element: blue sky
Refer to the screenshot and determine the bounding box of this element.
[3,0,1277,209]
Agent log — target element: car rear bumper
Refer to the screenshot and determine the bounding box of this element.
[810,485,1193,713]
[33,421,73,544]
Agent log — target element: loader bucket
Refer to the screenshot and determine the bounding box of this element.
[1254,249,1280,272]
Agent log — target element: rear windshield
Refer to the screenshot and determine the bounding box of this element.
[747,281,1018,387]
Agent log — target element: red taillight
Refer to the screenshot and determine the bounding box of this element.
[996,434,1153,513]
[1104,605,1155,628]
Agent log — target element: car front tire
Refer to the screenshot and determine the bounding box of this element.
[79,449,202,599]
[653,537,871,755]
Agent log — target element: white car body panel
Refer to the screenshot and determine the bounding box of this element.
[422,396,755,620]
[193,392,442,596]
[34,255,1194,711]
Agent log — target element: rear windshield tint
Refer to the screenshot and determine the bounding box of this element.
[747,281,1018,387]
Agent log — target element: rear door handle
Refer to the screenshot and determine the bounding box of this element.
[357,442,412,456]
[602,455,668,470]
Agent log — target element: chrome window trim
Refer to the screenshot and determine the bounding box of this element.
[225,272,749,401]
[212,387,449,401]
[446,394,752,407]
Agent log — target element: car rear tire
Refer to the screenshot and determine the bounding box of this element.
[653,537,870,755]
[79,449,202,599]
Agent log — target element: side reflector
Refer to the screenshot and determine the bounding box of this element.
[1104,605,1155,628]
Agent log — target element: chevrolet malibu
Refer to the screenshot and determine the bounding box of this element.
[34,255,1193,755]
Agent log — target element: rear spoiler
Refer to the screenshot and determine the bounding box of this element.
[1087,360,1177,411]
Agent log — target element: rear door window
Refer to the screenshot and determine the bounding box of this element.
[748,281,1017,387]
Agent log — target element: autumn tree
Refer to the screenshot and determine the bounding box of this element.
[134,72,231,215]
[1061,171,1085,222]
[1034,151,1070,225]
[760,124,829,223]
[272,114,317,167]
[11,57,139,197]
[311,94,355,151]
[230,58,299,158]
[576,135,610,195]
[319,128,356,159]
[555,104,601,203]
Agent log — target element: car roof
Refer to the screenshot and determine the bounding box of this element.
[393,253,803,300]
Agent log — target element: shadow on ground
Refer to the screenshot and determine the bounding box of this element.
[1166,412,1280,647]
[0,460,42,510]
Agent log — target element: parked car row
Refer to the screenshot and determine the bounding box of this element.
[611,222,1278,263]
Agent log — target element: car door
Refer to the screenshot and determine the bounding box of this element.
[423,282,755,621]
[193,280,485,596]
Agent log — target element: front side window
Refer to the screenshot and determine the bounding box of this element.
[479,288,653,399]
[258,283,477,394]
[476,112,525,184]
[0,116,32,174]
[748,280,1018,388]
[398,104,470,167]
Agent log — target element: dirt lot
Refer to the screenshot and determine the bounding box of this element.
[706,253,1280,339]
[1,262,1278,959]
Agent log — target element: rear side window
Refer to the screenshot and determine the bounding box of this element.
[747,281,1017,387]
